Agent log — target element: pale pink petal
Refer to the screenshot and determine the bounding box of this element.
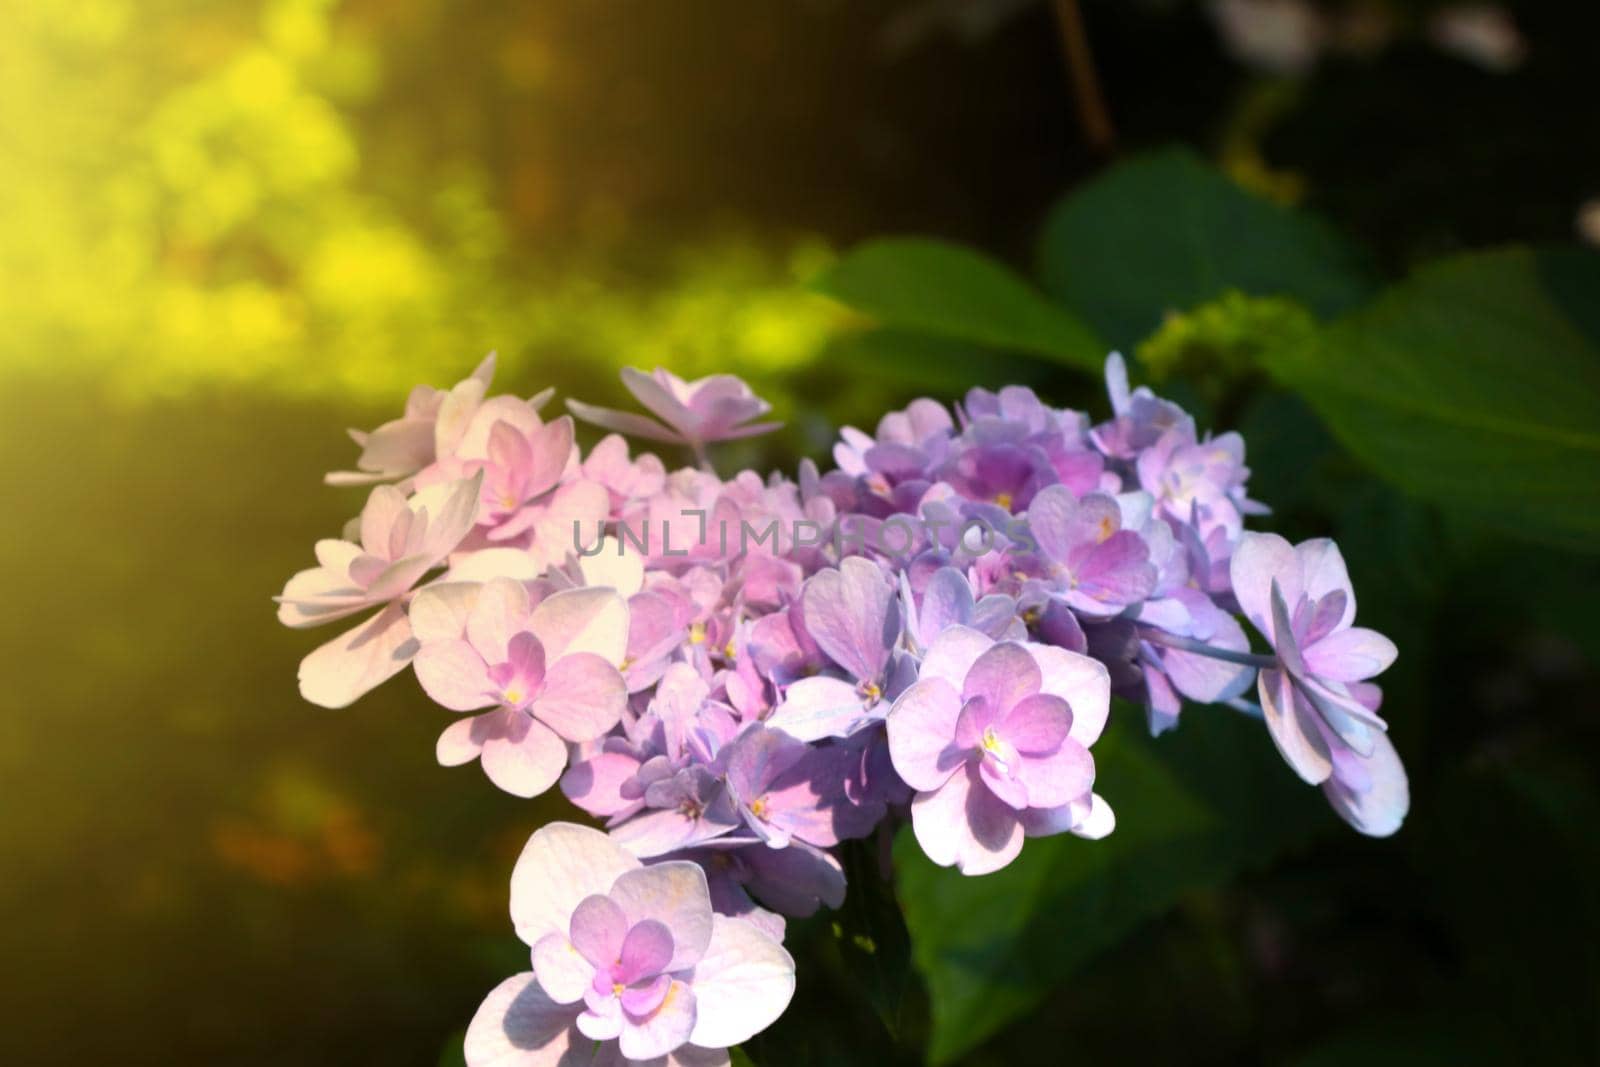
[468,577,534,664]
[578,539,646,596]
[409,582,481,642]
[359,485,409,556]
[414,638,496,711]
[765,675,868,743]
[481,718,568,799]
[510,823,642,948]
[1013,739,1094,808]
[275,565,370,628]
[1303,627,1398,683]
[607,862,714,972]
[1323,732,1409,837]
[885,678,966,791]
[918,625,996,689]
[534,654,627,742]
[444,548,545,583]
[1069,792,1116,839]
[1259,669,1332,785]
[413,471,486,559]
[961,643,1043,715]
[436,715,487,766]
[910,764,1024,875]
[462,972,583,1067]
[531,934,594,1006]
[1228,531,1297,639]
[1294,537,1355,628]
[619,981,697,1061]
[297,603,418,709]
[1026,642,1112,746]
[528,587,629,665]
[565,400,684,444]
[685,915,796,1050]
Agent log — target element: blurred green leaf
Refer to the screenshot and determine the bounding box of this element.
[1261,247,1600,548]
[833,838,914,1039]
[811,238,1105,371]
[896,708,1327,1064]
[1038,148,1375,350]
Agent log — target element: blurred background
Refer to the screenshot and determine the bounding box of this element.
[2,0,1597,1064]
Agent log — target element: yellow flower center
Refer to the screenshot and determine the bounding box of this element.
[994,491,1014,510]
[688,621,707,645]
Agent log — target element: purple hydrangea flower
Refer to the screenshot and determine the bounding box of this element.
[464,824,794,1065]
[1024,485,1158,618]
[887,627,1113,874]
[1230,532,1407,836]
[766,558,914,742]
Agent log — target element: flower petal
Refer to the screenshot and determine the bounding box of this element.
[607,863,715,972]
[885,678,966,792]
[535,654,627,742]
[462,972,583,1067]
[511,823,642,949]
[297,603,418,709]
[481,717,568,799]
[685,915,796,1050]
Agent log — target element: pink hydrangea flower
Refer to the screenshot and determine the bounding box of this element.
[887,627,1113,875]
[276,473,482,708]
[1230,532,1407,836]
[324,352,500,488]
[568,367,780,451]
[464,823,794,1066]
[412,577,629,798]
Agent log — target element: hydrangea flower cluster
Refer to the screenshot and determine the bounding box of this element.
[278,353,1408,1062]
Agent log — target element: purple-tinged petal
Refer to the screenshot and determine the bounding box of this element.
[535,654,627,742]
[568,894,630,970]
[437,713,489,766]
[617,919,676,982]
[1259,669,1332,785]
[684,914,796,1050]
[997,693,1072,754]
[1013,739,1094,808]
[607,863,714,972]
[961,642,1043,716]
[910,763,1024,875]
[1294,538,1355,628]
[1303,627,1398,682]
[800,558,897,683]
[885,677,966,792]
[918,625,996,689]
[1027,642,1112,747]
[1228,531,1297,640]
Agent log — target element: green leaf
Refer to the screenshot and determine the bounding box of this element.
[1260,247,1600,548]
[896,707,1328,1064]
[811,238,1106,371]
[1038,147,1375,350]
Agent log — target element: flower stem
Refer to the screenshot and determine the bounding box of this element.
[1142,628,1278,669]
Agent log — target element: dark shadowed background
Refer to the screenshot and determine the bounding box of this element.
[3,1,1598,1064]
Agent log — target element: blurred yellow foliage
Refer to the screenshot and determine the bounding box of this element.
[0,0,841,404]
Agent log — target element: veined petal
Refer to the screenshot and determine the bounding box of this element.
[462,972,583,1067]
[297,603,417,709]
[511,823,642,949]
[607,863,715,972]
[885,678,966,792]
[685,915,796,1050]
